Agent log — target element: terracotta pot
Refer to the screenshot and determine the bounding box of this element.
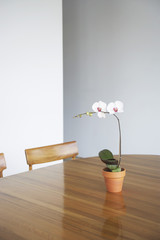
[102,168,126,193]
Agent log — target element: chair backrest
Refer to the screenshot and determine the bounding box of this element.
[0,153,7,178]
[25,141,78,170]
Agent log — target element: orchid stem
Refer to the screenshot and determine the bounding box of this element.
[113,114,121,166]
[74,110,122,166]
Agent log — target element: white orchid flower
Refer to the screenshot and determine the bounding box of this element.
[92,101,107,118]
[107,101,124,114]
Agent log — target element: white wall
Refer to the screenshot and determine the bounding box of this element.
[63,0,160,157]
[0,0,63,176]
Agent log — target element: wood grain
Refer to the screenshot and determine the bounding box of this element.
[25,141,78,170]
[0,155,159,240]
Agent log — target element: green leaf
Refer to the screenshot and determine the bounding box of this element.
[99,149,114,161]
[112,167,121,172]
[107,165,118,170]
[105,159,118,165]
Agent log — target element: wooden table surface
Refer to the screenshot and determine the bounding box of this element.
[0,155,159,240]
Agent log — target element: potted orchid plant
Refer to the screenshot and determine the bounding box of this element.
[75,100,126,192]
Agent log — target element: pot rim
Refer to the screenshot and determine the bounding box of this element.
[102,168,126,179]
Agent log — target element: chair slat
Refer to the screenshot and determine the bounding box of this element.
[0,153,7,178]
[25,141,78,171]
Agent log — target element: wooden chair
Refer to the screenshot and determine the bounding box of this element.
[0,153,7,178]
[25,141,78,171]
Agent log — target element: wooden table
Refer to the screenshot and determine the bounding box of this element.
[0,155,159,240]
